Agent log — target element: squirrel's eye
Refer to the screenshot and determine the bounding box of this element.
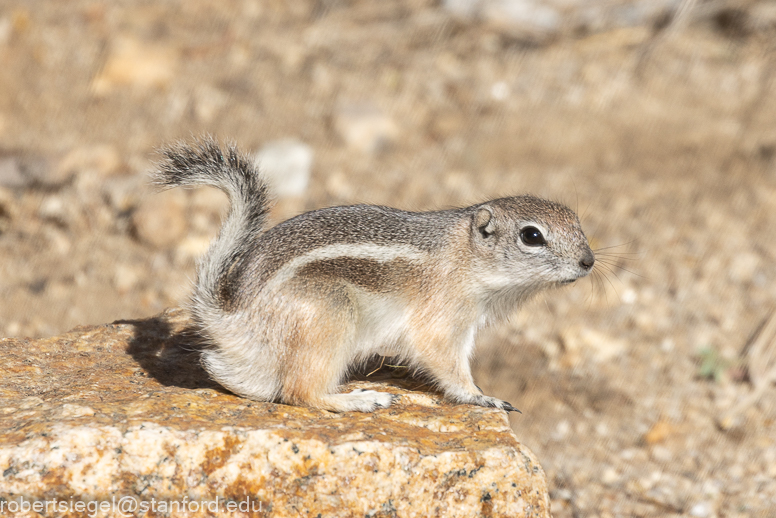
[520,226,546,246]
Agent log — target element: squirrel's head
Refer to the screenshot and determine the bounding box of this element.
[469,195,594,295]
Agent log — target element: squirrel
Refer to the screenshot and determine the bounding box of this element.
[154,138,595,413]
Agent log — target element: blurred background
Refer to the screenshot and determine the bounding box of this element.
[1,0,775,515]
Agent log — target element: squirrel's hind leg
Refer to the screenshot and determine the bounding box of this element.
[278,285,396,413]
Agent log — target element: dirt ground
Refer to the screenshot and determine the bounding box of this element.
[1,1,775,516]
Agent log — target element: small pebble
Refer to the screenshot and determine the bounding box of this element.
[254,139,313,198]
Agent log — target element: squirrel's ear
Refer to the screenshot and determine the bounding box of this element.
[475,207,496,237]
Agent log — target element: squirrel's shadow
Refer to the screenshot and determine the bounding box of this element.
[120,312,225,393]
[119,310,432,398]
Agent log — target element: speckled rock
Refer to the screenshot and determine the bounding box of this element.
[0,309,549,517]
[130,188,188,249]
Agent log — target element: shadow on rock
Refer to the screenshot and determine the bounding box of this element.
[352,356,443,396]
[119,309,225,392]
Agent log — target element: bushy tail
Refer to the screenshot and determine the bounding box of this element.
[155,137,271,312]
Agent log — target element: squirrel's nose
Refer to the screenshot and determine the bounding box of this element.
[579,250,595,270]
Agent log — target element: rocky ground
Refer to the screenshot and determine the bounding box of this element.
[1,0,775,516]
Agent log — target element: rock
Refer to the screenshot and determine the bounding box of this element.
[253,139,313,198]
[491,80,510,101]
[689,501,714,518]
[481,0,561,39]
[751,3,776,31]
[442,0,562,40]
[189,185,229,214]
[643,420,677,445]
[174,235,214,265]
[0,153,53,188]
[559,326,627,364]
[0,186,14,233]
[0,157,25,188]
[601,466,619,485]
[102,174,146,214]
[0,16,12,46]
[56,144,122,180]
[92,37,177,96]
[428,110,466,140]
[193,86,229,123]
[443,0,683,40]
[333,102,399,154]
[188,186,229,235]
[131,188,188,248]
[0,309,550,517]
[325,170,355,200]
[113,263,143,294]
[1,148,118,189]
[37,194,70,226]
[443,0,481,18]
[728,250,760,283]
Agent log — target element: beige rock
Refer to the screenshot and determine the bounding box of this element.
[193,85,228,123]
[429,110,467,140]
[254,139,313,198]
[187,186,228,235]
[131,188,188,248]
[92,37,177,96]
[334,102,399,154]
[0,186,15,233]
[102,174,146,214]
[37,194,69,224]
[188,184,229,214]
[325,169,355,200]
[0,153,53,187]
[113,263,143,294]
[0,157,25,187]
[560,326,627,364]
[57,144,121,180]
[644,420,678,446]
[174,235,214,264]
[0,309,550,517]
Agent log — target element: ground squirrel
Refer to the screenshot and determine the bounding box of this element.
[155,138,595,412]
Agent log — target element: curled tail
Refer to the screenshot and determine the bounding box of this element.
[155,137,271,312]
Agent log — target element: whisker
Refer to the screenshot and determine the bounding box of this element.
[595,257,632,264]
[581,200,593,222]
[592,269,608,305]
[600,267,629,292]
[595,261,632,274]
[596,261,619,274]
[593,240,637,252]
[599,263,645,279]
[596,262,622,283]
[597,263,628,272]
[587,273,602,310]
[572,178,579,216]
[597,266,621,298]
[585,275,594,308]
[596,257,640,264]
[595,271,606,299]
[595,253,640,260]
[593,256,646,279]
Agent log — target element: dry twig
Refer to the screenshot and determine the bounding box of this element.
[719,309,776,429]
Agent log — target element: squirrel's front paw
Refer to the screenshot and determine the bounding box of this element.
[468,394,522,414]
